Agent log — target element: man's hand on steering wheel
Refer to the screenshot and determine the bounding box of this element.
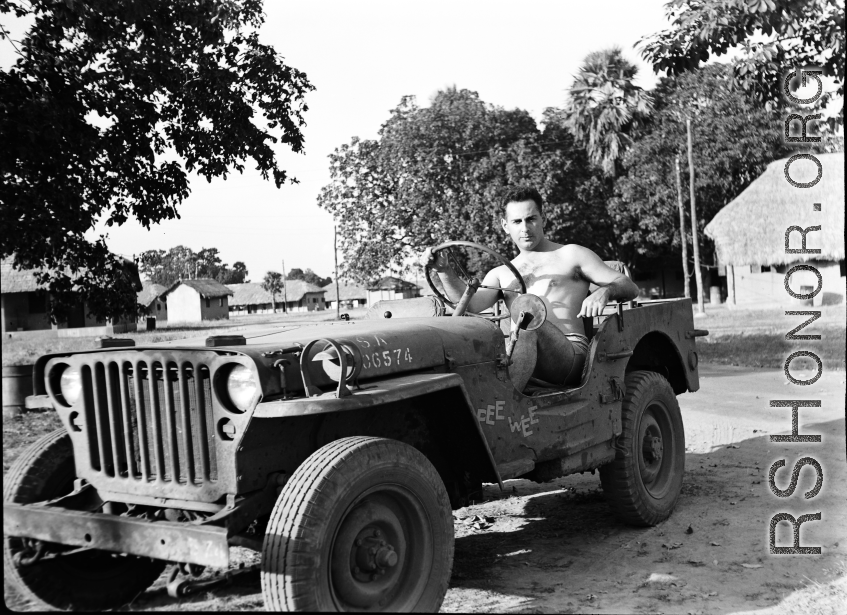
[422,241,527,319]
[420,247,450,274]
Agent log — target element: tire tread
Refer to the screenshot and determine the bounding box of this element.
[261,436,453,612]
[600,370,684,527]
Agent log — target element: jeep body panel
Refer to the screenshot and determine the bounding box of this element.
[6,297,703,571]
[460,299,699,475]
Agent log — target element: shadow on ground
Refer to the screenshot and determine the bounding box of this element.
[444,418,846,613]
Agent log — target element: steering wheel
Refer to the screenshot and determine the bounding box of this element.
[425,241,527,320]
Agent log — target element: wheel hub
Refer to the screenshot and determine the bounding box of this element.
[644,435,663,462]
[330,498,408,609]
[639,417,664,486]
[353,528,399,575]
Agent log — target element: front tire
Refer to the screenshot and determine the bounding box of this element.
[3,428,166,610]
[600,371,685,526]
[261,436,454,612]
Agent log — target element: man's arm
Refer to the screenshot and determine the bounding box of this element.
[574,246,640,318]
[421,248,500,313]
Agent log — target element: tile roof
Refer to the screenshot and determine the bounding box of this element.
[226,280,327,305]
[161,278,234,299]
[282,280,327,301]
[1,257,42,293]
[2,255,142,294]
[227,283,273,306]
[137,283,168,307]
[322,282,367,302]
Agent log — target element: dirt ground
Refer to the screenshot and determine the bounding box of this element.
[5,364,846,613]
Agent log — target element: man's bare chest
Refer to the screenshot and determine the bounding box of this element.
[498,256,583,295]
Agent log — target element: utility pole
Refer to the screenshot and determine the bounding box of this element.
[281,259,288,314]
[334,226,341,320]
[687,117,705,315]
[674,155,691,299]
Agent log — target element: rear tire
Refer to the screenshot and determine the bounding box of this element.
[3,428,166,610]
[600,371,685,526]
[261,436,454,612]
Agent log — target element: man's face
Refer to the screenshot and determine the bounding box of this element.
[501,199,545,251]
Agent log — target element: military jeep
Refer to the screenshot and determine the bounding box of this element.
[3,242,707,611]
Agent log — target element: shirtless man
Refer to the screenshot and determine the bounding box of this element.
[423,185,639,389]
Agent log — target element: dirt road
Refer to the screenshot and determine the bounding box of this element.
[7,365,845,613]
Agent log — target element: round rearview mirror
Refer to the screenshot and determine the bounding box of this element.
[510,294,547,331]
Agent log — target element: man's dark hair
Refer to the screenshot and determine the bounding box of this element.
[501,185,543,217]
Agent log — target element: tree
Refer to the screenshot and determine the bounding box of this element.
[262,271,283,313]
[613,64,797,272]
[638,0,844,124]
[195,247,224,280]
[1,0,313,321]
[139,245,248,285]
[538,108,631,262]
[139,245,197,286]
[318,88,597,283]
[286,267,331,287]
[562,48,654,177]
[221,261,248,284]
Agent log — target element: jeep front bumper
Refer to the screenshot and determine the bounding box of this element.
[3,502,230,567]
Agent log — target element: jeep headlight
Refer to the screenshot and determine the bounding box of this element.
[225,364,258,412]
[59,366,82,405]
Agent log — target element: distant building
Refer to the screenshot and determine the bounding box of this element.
[705,153,844,308]
[1,256,139,337]
[323,283,367,310]
[367,276,420,307]
[280,280,327,312]
[226,280,326,315]
[227,283,275,315]
[160,278,233,323]
[137,282,168,321]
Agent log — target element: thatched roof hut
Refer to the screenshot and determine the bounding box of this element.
[161,278,233,299]
[705,153,844,266]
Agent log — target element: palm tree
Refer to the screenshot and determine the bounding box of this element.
[262,271,284,313]
[563,48,653,177]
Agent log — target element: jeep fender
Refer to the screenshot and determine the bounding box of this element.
[252,372,503,489]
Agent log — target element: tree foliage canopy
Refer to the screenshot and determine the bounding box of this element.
[286,267,331,287]
[1,0,311,320]
[318,88,617,283]
[261,270,283,312]
[563,48,654,177]
[139,245,248,285]
[639,0,844,122]
[613,64,796,263]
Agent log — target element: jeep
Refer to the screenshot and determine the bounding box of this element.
[3,241,707,611]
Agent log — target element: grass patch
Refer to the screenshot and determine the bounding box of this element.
[3,410,64,473]
[697,333,845,370]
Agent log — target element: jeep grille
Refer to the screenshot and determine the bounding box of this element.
[79,359,217,485]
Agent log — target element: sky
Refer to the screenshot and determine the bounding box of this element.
[3,0,677,283]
